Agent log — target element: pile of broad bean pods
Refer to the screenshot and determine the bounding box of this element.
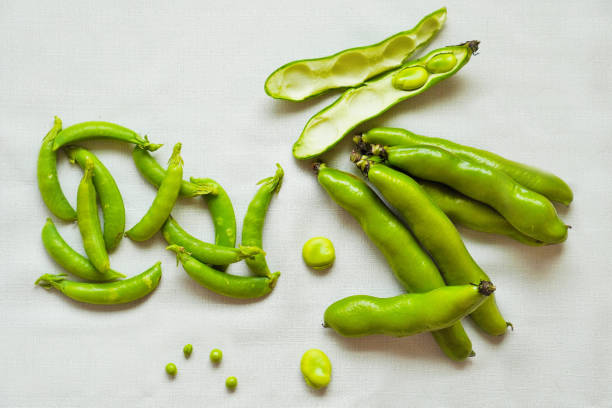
[266,7,571,360]
[36,118,282,304]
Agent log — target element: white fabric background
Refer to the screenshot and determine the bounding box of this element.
[1,0,611,406]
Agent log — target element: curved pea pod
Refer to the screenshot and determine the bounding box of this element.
[417,180,544,246]
[373,145,568,244]
[167,245,279,299]
[353,157,510,335]
[264,8,447,102]
[292,41,479,159]
[66,146,125,251]
[314,163,473,361]
[324,281,495,337]
[35,262,162,305]
[357,127,573,205]
[37,117,77,221]
[53,121,162,151]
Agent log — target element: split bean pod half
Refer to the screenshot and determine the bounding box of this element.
[314,163,473,360]
[324,281,495,337]
[293,41,479,159]
[265,8,447,101]
[353,155,510,335]
[35,262,162,305]
[126,143,183,242]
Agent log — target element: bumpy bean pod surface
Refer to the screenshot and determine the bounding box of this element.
[37,117,76,221]
[359,127,573,205]
[293,41,479,159]
[264,8,447,101]
[355,157,510,335]
[35,262,162,305]
[374,145,568,244]
[325,281,495,337]
[314,163,473,360]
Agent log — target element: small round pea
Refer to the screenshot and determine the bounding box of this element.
[165,363,177,376]
[300,349,331,389]
[210,348,223,363]
[183,344,193,358]
[225,376,238,389]
[302,237,335,270]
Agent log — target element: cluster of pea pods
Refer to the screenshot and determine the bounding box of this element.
[36,118,282,304]
[266,8,571,360]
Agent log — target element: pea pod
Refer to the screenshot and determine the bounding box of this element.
[353,156,510,335]
[35,262,162,305]
[372,145,568,244]
[126,143,183,242]
[37,117,76,221]
[167,245,279,299]
[264,8,447,102]
[77,159,110,273]
[53,121,162,151]
[418,180,544,246]
[241,164,283,278]
[133,147,216,197]
[324,281,495,337]
[161,216,264,266]
[66,146,125,251]
[356,127,573,205]
[41,218,125,282]
[314,163,473,361]
[292,41,479,159]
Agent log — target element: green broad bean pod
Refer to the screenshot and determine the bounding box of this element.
[353,156,510,335]
[66,146,125,251]
[417,180,544,246]
[52,121,162,151]
[41,218,125,282]
[324,281,495,337]
[126,143,183,242]
[132,147,217,197]
[372,145,568,244]
[241,164,284,278]
[161,216,264,266]
[314,163,473,361]
[264,8,447,102]
[167,245,279,299]
[293,41,479,159]
[357,127,573,205]
[37,117,76,221]
[77,159,110,274]
[35,262,162,305]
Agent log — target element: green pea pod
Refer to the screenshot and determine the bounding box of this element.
[42,218,125,282]
[314,163,473,361]
[293,41,479,159]
[357,127,573,205]
[417,180,544,246]
[241,164,283,278]
[126,143,183,242]
[353,156,510,335]
[162,216,264,266]
[37,117,77,221]
[65,146,125,251]
[373,145,568,244]
[167,245,279,299]
[53,121,162,151]
[77,159,110,273]
[264,8,447,102]
[132,147,216,197]
[35,262,162,305]
[324,281,496,337]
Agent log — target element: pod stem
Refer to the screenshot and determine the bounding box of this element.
[256,163,284,194]
[42,116,63,142]
[35,273,67,290]
[352,134,371,154]
[189,178,220,196]
[238,245,266,259]
[350,150,374,176]
[140,135,163,152]
[267,271,281,289]
[168,143,184,167]
[312,161,325,175]
[475,280,496,296]
[459,40,480,54]
[369,144,388,160]
[166,244,190,266]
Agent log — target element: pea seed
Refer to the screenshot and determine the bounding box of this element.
[183,344,193,358]
[165,363,177,376]
[300,349,331,389]
[302,237,335,270]
[426,52,457,73]
[210,348,223,363]
[392,66,429,91]
[225,376,238,389]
